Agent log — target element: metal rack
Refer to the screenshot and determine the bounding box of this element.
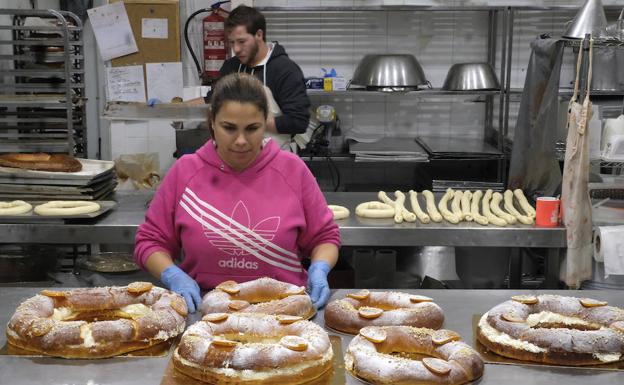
[0,9,85,156]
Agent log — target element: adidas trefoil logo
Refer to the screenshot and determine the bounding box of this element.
[203,200,280,256]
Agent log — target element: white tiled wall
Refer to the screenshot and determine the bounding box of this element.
[109,120,176,176]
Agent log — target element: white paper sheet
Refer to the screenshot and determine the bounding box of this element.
[142,18,168,39]
[87,2,138,61]
[145,62,184,103]
[105,65,146,102]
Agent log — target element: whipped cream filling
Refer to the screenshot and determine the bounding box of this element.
[120,303,152,317]
[593,353,621,363]
[478,313,547,353]
[175,345,333,380]
[526,311,599,329]
[52,307,74,321]
[80,324,96,347]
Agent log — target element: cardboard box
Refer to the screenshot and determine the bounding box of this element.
[110,0,180,67]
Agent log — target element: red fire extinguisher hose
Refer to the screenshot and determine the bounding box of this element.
[184,0,231,81]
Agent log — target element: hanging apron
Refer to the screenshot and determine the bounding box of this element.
[262,85,320,153]
[560,38,594,288]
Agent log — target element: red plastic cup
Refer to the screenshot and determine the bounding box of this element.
[535,197,560,227]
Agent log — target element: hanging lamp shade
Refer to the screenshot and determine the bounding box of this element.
[563,0,608,39]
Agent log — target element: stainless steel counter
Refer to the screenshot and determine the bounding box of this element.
[0,191,566,248]
[0,287,622,385]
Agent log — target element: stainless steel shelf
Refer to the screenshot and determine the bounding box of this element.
[308,88,502,96]
[0,191,565,248]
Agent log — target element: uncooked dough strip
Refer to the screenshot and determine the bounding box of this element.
[34,201,100,216]
[394,191,417,223]
[482,190,507,226]
[422,190,443,222]
[438,189,460,224]
[408,190,430,224]
[470,190,489,226]
[461,191,473,221]
[378,191,402,223]
[503,190,533,225]
[491,192,517,224]
[451,190,464,220]
[513,189,536,218]
[0,200,32,215]
[355,201,395,219]
[328,205,350,220]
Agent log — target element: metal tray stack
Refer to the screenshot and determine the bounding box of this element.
[0,159,116,200]
[349,137,429,162]
[416,136,504,159]
[0,9,86,156]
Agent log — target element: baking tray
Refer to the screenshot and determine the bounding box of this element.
[0,169,116,186]
[0,177,116,194]
[416,136,503,158]
[350,137,428,156]
[0,158,115,180]
[0,200,116,222]
[472,314,624,371]
[159,335,344,385]
[0,182,116,201]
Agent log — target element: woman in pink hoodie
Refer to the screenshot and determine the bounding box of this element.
[134,73,340,313]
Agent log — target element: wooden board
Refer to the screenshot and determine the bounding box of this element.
[110,0,180,68]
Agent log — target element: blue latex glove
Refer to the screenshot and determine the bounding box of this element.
[307,260,332,309]
[160,265,201,313]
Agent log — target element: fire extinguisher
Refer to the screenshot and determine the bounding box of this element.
[184,1,231,85]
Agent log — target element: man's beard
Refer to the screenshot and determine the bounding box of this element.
[243,41,259,66]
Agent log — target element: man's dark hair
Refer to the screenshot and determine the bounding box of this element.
[225,5,266,42]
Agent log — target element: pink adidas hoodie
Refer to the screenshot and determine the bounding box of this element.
[134,139,340,289]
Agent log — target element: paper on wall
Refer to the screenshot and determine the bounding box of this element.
[145,62,183,103]
[105,65,146,102]
[87,2,138,61]
[142,18,168,39]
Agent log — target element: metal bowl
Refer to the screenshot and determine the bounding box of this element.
[442,63,500,91]
[350,54,429,91]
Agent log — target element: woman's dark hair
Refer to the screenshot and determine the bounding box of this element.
[224,5,266,42]
[210,73,268,123]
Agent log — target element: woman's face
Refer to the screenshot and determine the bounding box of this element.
[212,101,266,171]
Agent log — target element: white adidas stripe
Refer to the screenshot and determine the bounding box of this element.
[180,200,303,273]
[181,192,302,268]
[184,188,299,260]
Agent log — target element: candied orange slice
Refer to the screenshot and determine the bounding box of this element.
[127,282,153,294]
[212,338,239,347]
[280,335,308,351]
[285,286,306,296]
[409,295,433,303]
[40,289,67,298]
[580,298,607,308]
[228,300,249,311]
[501,313,525,323]
[203,313,229,323]
[431,330,461,345]
[359,327,386,343]
[511,295,538,305]
[217,280,240,295]
[277,315,303,324]
[170,296,188,316]
[358,306,383,319]
[422,357,451,375]
[347,290,370,300]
